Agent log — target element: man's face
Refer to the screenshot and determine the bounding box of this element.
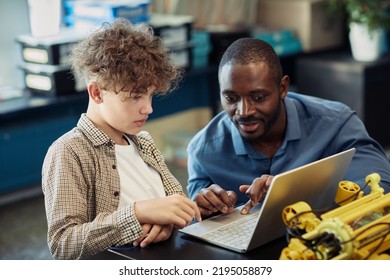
[219,62,286,142]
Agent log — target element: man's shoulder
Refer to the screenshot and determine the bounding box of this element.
[286,92,353,118]
[188,112,232,150]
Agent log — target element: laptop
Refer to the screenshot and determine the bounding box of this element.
[179,148,356,253]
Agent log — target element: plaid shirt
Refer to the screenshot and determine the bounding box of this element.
[42,114,184,259]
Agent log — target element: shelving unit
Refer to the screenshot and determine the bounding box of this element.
[296,52,390,149]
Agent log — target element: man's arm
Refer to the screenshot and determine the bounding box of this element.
[331,111,390,193]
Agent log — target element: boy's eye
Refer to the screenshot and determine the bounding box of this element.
[131,94,142,100]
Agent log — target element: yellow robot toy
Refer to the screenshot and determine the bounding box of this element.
[279,173,390,260]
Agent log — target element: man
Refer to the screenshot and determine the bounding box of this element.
[187,38,390,218]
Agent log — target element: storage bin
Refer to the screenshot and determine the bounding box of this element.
[64,0,151,31]
[150,13,194,46]
[20,63,86,96]
[168,42,193,69]
[252,27,302,57]
[191,30,211,68]
[16,30,85,65]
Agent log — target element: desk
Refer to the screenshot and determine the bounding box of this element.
[88,230,287,260]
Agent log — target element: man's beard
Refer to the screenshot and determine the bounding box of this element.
[236,99,283,142]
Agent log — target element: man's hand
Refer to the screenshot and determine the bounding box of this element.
[239,174,273,214]
[194,184,237,218]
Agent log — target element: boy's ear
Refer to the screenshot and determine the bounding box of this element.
[88,82,102,103]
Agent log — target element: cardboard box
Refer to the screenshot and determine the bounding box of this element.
[257,0,344,52]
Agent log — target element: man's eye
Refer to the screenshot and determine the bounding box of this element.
[224,95,239,103]
[254,95,265,102]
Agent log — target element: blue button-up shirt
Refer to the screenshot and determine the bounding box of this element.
[187,92,390,204]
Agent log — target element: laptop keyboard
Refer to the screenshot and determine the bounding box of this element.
[201,213,258,249]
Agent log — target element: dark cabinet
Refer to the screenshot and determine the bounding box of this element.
[296,52,390,148]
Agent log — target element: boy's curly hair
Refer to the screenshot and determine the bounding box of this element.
[71,18,182,96]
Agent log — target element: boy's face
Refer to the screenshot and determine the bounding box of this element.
[94,85,156,140]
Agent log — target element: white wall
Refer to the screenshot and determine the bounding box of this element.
[0,0,30,88]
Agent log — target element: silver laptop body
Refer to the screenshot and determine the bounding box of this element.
[180,148,356,253]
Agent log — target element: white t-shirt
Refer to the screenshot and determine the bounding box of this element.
[115,138,165,209]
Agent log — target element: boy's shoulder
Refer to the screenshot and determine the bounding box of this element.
[135,131,153,142]
[49,127,90,151]
[131,131,156,150]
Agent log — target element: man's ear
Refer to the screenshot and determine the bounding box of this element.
[88,82,102,104]
[280,75,290,99]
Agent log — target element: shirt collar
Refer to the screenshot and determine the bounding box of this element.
[77,113,143,150]
[231,120,247,155]
[77,114,115,148]
[284,95,301,141]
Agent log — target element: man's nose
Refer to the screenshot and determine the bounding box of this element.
[236,98,252,117]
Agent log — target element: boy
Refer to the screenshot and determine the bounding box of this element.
[42,19,201,260]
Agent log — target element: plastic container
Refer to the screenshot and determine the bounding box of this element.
[27,0,61,37]
[64,0,151,31]
[191,30,211,68]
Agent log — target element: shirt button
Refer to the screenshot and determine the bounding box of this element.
[112,164,116,169]
[114,191,119,197]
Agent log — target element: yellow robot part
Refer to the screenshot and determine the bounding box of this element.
[282,201,321,232]
[279,173,390,260]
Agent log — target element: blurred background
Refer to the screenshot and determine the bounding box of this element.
[1,0,390,259]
